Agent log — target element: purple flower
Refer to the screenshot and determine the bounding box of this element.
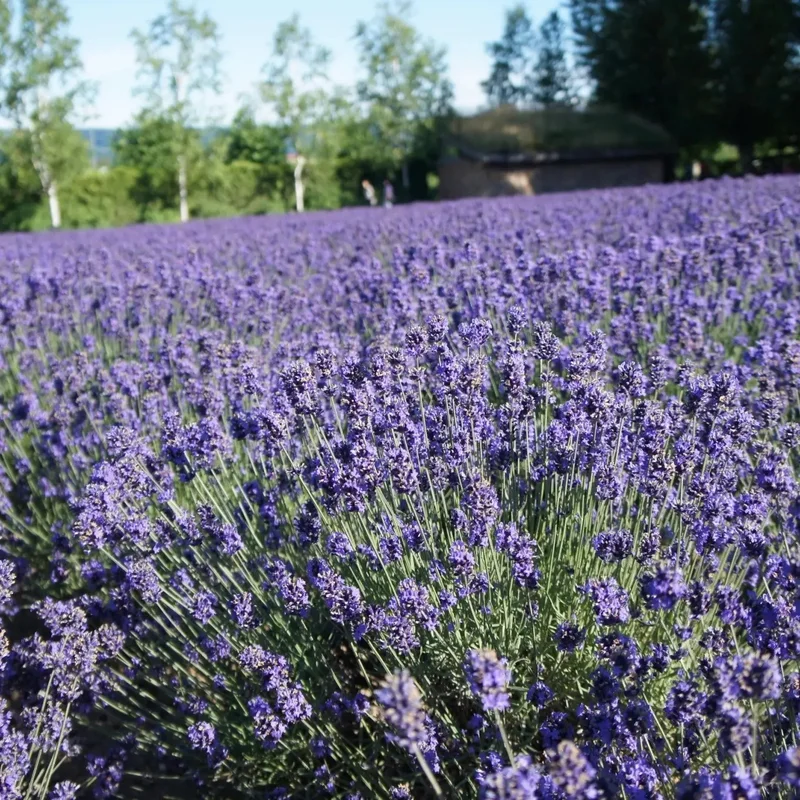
[448,539,475,577]
[187,721,227,766]
[375,670,427,750]
[463,479,499,547]
[124,558,162,604]
[48,782,80,800]
[278,575,310,617]
[231,591,258,629]
[459,318,492,349]
[548,741,598,798]
[0,560,15,604]
[248,696,287,749]
[401,522,425,552]
[310,736,330,759]
[379,535,403,564]
[533,321,560,361]
[479,754,542,799]
[191,590,218,624]
[464,649,511,712]
[307,559,364,625]
[640,564,686,611]
[591,529,633,564]
[555,621,586,653]
[527,681,554,708]
[580,577,630,626]
[326,531,355,560]
[777,746,800,787]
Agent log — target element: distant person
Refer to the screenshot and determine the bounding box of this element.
[383,179,395,208]
[362,179,377,207]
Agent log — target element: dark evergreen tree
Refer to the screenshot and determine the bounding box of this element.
[482,5,537,106]
[531,11,574,106]
[708,0,799,169]
[570,0,715,151]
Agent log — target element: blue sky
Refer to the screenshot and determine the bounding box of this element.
[71,0,561,128]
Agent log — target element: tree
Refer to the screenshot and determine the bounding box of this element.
[227,105,291,204]
[708,0,798,169]
[131,0,222,222]
[570,0,715,151]
[482,5,537,107]
[531,11,574,107]
[114,111,201,220]
[259,14,332,212]
[354,0,453,190]
[0,129,46,230]
[2,0,94,228]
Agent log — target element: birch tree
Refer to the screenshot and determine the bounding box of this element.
[131,0,222,223]
[260,15,331,213]
[3,0,93,229]
[355,1,453,191]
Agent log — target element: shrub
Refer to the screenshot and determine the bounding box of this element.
[1,177,800,798]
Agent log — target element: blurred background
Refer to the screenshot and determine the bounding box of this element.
[0,0,797,231]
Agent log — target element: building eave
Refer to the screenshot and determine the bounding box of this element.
[451,144,676,168]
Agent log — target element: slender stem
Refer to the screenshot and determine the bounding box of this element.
[494,710,515,765]
[412,744,443,798]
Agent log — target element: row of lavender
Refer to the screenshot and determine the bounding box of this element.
[1,177,800,798]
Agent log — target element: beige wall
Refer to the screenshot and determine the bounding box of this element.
[438,157,666,199]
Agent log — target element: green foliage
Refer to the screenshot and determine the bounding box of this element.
[1,0,95,227]
[0,129,43,231]
[334,113,397,206]
[481,5,537,106]
[570,0,715,151]
[131,0,223,220]
[259,14,331,145]
[708,0,799,165]
[227,108,286,171]
[114,113,192,219]
[55,166,138,229]
[355,1,453,181]
[225,111,294,209]
[6,0,797,229]
[0,124,91,230]
[532,11,574,107]
[258,15,339,211]
[130,0,222,127]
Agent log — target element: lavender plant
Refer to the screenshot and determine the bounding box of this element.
[1,176,800,797]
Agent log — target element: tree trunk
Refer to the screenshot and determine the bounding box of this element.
[401,161,410,190]
[294,156,306,213]
[178,154,190,223]
[47,181,61,229]
[31,148,60,229]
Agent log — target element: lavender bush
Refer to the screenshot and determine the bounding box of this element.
[2,177,800,798]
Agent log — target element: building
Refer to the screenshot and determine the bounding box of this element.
[438,106,676,199]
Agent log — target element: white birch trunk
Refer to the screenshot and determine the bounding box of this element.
[33,64,61,229]
[294,156,306,213]
[31,146,60,230]
[47,181,61,229]
[178,154,189,223]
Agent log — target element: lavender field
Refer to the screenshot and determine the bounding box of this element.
[2,176,800,799]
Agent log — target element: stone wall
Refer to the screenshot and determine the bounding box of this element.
[438,156,666,199]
